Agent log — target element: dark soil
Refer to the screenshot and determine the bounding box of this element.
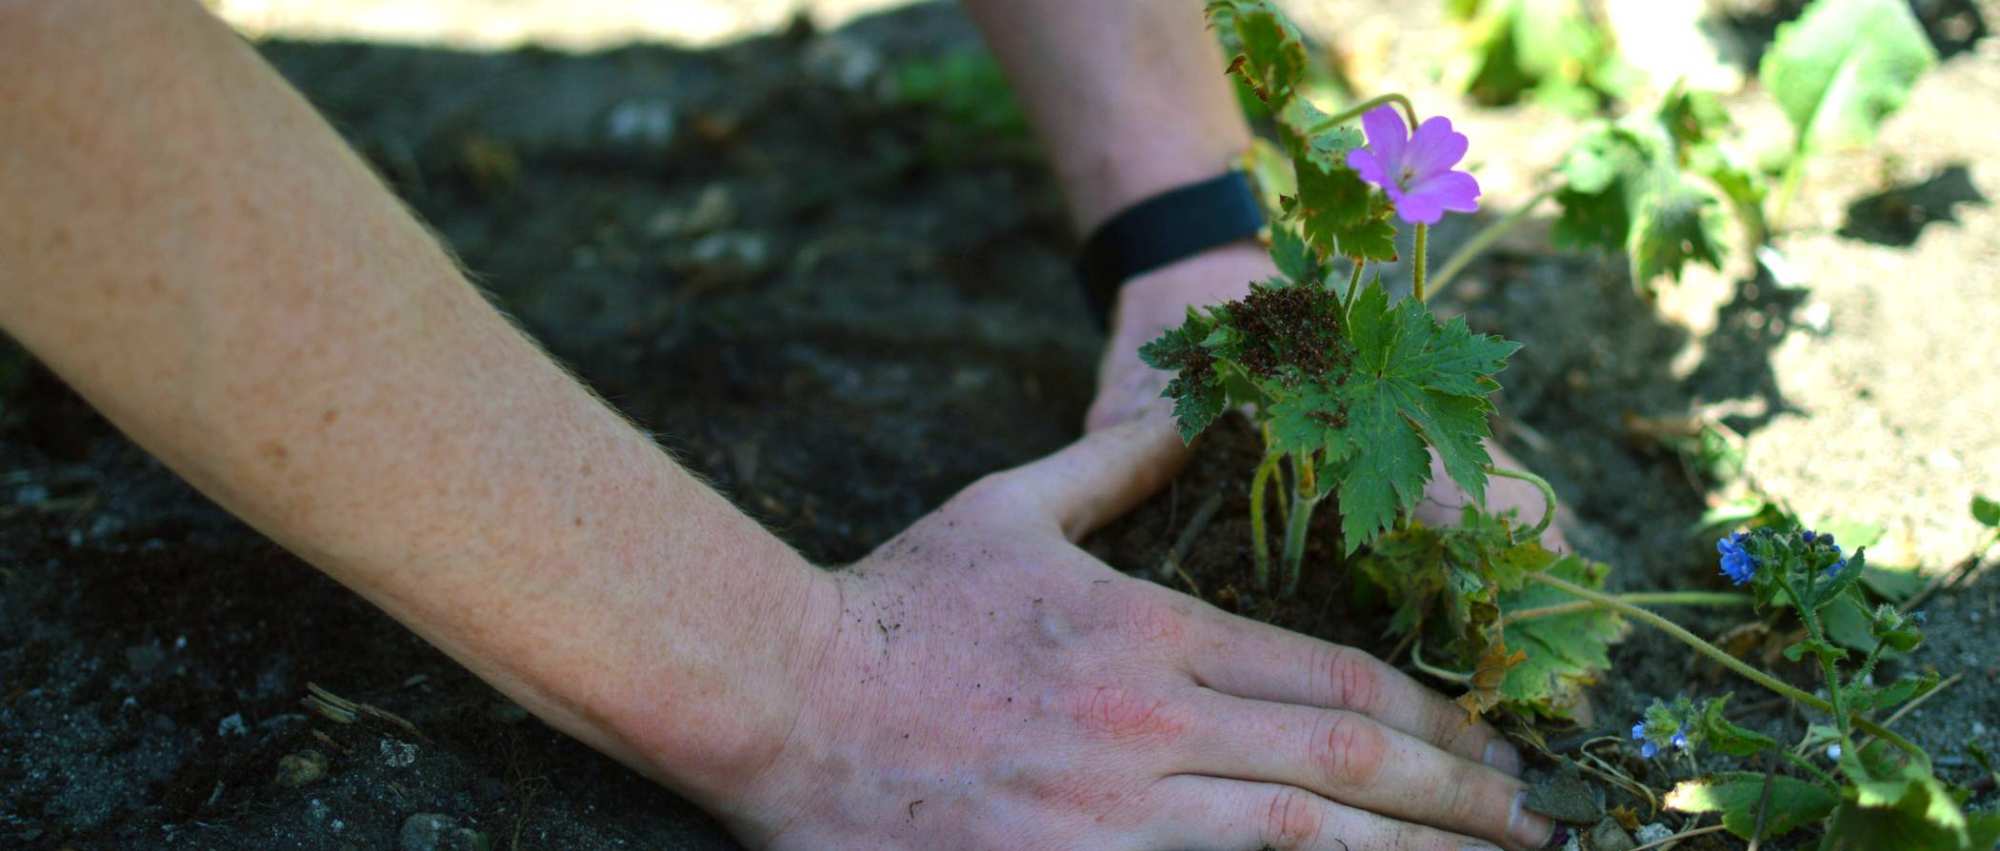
[3,2,1997,849]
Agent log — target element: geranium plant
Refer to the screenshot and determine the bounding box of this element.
[1145,3,1987,846]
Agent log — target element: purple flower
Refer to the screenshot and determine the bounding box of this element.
[1346,106,1482,225]
[1718,532,1758,585]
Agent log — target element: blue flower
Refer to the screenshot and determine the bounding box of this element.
[1671,731,1689,750]
[1631,722,1647,741]
[1641,741,1660,759]
[1827,744,1843,760]
[1718,532,1757,585]
[1802,530,1819,544]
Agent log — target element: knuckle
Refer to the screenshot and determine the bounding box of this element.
[1066,685,1186,743]
[1262,788,1325,850]
[1312,711,1386,788]
[1321,645,1385,715]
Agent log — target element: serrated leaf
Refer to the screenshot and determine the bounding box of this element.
[1760,0,1937,153]
[1330,284,1518,550]
[1455,638,1527,720]
[1666,772,1838,840]
[1207,0,1307,105]
[1268,225,1320,282]
[1629,178,1728,285]
[1267,380,1356,467]
[1498,555,1627,716]
[1275,96,1363,174]
[1139,313,1226,443]
[1292,155,1399,262]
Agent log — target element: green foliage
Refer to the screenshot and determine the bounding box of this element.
[1445,0,1633,112]
[1551,95,1732,289]
[1760,0,1938,155]
[1667,772,1840,840]
[1356,509,1624,720]
[1494,555,1623,715]
[889,49,1030,141]
[1972,494,2000,528]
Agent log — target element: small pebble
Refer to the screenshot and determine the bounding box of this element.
[274,749,328,788]
[380,738,419,768]
[217,713,248,737]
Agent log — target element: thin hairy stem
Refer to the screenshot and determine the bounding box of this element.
[1408,639,1472,684]
[1483,465,1556,541]
[1248,453,1279,592]
[1342,258,1365,321]
[1526,571,1927,760]
[1412,224,1429,303]
[1310,92,1420,136]
[1281,492,1325,597]
[1500,591,1752,626]
[1426,189,1553,302]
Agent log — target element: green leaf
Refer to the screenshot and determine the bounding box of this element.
[1447,0,1625,110]
[1760,0,1937,153]
[1275,96,1363,174]
[1207,0,1307,105]
[1291,155,1398,262]
[1824,759,1992,850]
[1666,772,1838,840]
[1268,225,1321,283]
[1696,695,1782,757]
[1629,179,1728,285]
[1972,494,2000,527]
[1329,284,1519,550]
[1139,311,1227,443]
[1497,554,1627,717]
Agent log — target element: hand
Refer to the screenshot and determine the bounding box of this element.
[722,417,1556,850]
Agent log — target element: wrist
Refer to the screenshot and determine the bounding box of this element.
[1107,240,1275,341]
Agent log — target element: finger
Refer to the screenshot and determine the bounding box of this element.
[1176,693,1553,850]
[1140,775,1503,851]
[1185,612,1518,773]
[997,413,1188,542]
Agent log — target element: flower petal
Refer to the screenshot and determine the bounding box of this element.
[1391,188,1443,225]
[1403,170,1482,215]
[1359,105,1407,175]
[1346,148,1390,190]
[1404,116,1469,181]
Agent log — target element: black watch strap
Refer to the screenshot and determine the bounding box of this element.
[1075,171,1265,327]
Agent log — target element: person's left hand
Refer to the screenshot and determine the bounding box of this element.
[1084,244,1566,552]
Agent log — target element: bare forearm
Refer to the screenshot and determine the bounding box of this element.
[962,0,1254,233]
[0,0,828,806]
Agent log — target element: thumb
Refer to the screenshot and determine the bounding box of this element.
[1002,413,1189,542]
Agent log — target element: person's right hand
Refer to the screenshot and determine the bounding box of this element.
[713,416,1556,850]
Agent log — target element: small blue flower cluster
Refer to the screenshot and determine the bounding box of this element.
[1716,527,1849,585]
[1630,721,1687,759]
[1717,532,1757,585]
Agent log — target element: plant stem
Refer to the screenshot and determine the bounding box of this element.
[1342,258,1365,321]
[1412,223,1429,303]
[1778,748,1841,789]
[1409,639,1472,683]
[1483,465,1555,541]
[1631,824,1728,851]
[1281,492,1325,597]
[1425,188,1553,303]
[1310,93,1420,136]
[1500,591,1752,626]
[1249,453,1279,593]
[1525,571,1927,760]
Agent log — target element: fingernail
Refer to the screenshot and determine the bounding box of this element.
[1509,792,1556,849]
[1484,740,1523,776]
